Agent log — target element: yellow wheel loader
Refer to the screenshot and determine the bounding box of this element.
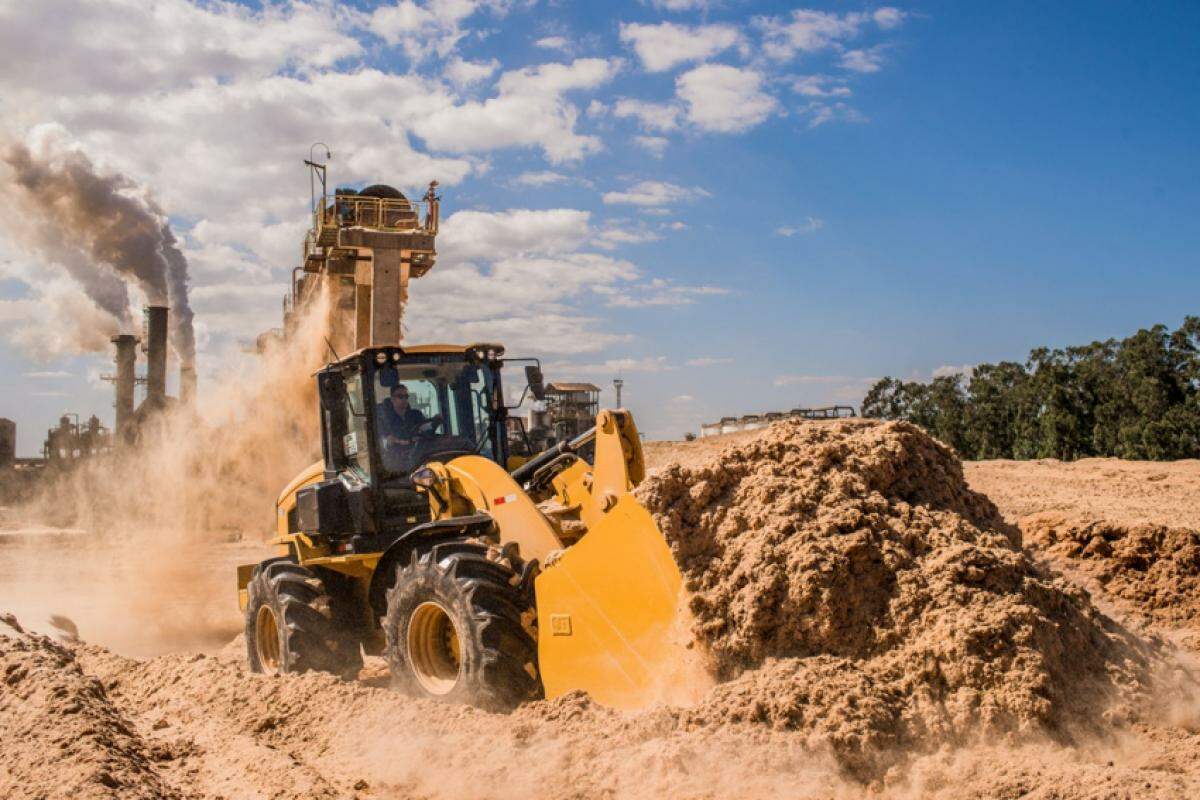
[237,343,694,710]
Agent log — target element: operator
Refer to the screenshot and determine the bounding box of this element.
[377,385,432,448]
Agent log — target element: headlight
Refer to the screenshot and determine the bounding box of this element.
[411,467,438,488]
[375,352,387,364]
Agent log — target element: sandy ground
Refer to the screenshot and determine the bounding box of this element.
[0,519,263,656]
[4,428,1200,799]
[965,457,1200,529]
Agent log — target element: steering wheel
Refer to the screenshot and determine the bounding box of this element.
[415,414,445,439]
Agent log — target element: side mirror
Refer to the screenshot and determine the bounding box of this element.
[525,365,546,401]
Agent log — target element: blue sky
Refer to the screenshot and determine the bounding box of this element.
[1,0,1198,454]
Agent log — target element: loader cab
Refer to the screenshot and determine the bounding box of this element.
[299,342,543,553]
[318,343,510,489]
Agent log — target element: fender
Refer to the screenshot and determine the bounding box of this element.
[367,513,496,618]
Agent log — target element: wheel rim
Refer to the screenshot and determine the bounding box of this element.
[255,605,282,673]
[406,601,462,695]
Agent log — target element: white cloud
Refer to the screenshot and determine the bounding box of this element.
[534,35,572,52]
[407,246,641,355]
[804,101,868,128]
[755,7,904,62]
[367,0,509,63]
[874,7,906,30]
[598,277,727,307]
[648,0,709,10]
[445,56,500,87]
[24,370,73,379]
[932,364,976,380]
[511,170,570,187]
[791,75,852,98]
[619,22,742,73]
[592,227,662,249]
[633,136,670,158]
[613,98,681,132]
[439,208,593,261]
[776,217,825,236]
[602,180,709,206]
[755,9,869,61]
[412,58,622,162]
[0,0,362,95]
[414,206,723,354]
[661,221,688,231]
[841,47,886,74]
[676,65,779,133]
[685,357,732,367]
[0,278,121,361]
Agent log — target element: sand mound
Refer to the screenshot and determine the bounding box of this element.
[1023,514,1200,631]
[636,419,1162,773]
[0,613,178,800]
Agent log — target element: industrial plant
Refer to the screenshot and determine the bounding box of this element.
[0,303,193,495]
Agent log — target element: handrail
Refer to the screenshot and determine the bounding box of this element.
[313,185,440,239]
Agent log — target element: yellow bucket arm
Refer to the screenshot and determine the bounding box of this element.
[436,410,707,709]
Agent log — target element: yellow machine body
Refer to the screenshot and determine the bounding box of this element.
[239,402,699,709]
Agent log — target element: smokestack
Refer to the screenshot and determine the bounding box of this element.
[144,305,168,404]
[111,334,138,434]
[180,365,197,405]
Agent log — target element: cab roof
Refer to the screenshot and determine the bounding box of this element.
[345,342,505,358]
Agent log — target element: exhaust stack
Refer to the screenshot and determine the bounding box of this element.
[111,334,139,434]
[144,305,168,404]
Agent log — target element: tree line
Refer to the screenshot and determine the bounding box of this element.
[861,317,1200,460]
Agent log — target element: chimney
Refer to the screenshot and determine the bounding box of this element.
[180,365,197,405]
[111,334,139,434]
[144,305,168,404]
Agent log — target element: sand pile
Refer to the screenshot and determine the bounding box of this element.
[636,419,1162,773]
[4,611,1196,800]
[0,613,179,800]
[1023,514,1200,632]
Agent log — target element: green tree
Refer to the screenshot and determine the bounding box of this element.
[859,316,1200,461]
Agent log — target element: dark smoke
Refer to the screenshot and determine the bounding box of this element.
[2,141,196,370]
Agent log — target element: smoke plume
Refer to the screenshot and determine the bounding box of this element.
[1,128,195,370]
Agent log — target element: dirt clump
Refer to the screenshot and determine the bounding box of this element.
[636,419,1164,774]
[0,613,178,800]
[1023,514,1200,631]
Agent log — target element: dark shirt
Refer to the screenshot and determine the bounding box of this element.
[376,401,427,442]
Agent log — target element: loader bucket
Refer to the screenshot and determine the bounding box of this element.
[534,494,712,709]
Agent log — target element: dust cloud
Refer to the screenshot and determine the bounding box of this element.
[1,286,333,655]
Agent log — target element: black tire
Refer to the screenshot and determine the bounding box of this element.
[245,561,363,678]
[384,541,539,710]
